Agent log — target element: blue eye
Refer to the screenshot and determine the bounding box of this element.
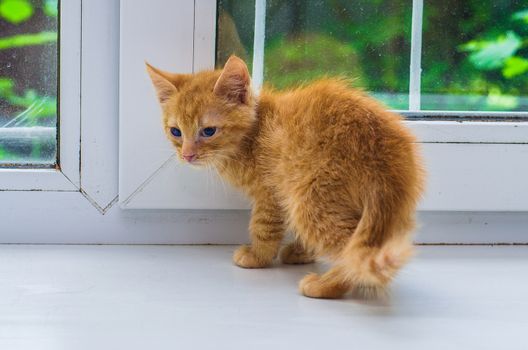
[201,127,217,137]
[170,127,181,137]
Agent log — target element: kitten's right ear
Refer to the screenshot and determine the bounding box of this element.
[145,62,187,104]
[214,55,251,104]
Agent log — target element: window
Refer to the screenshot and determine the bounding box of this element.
[217,0,528,115]
[217,0,410,110]
[0,0,81,191]
[118,0,527,211]
[0,0,522,244]
[0,0,58,167]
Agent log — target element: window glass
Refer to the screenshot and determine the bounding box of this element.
[217,0,411,110]
[218,0,528,114]
[422,0,528,111]
[0,0,58,167]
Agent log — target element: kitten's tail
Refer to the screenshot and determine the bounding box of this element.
[339,201,416,299]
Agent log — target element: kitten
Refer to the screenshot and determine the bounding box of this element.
[146,56,425,299]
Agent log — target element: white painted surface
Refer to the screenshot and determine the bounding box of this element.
[420,143,528,211]
[119,0,195,207]
[0,245,527,350]
[80,0,120,208]
[120,142,528,211]
[193,0,217,72]
[57,0,82,188]
[0,168,77,191]
[0,189,527,244]
[406,121,528,143]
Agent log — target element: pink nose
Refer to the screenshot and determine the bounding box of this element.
[183,154,197,162]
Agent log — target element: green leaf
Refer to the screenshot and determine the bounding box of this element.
[0,146,16,161]
[486,87,519,110]
[0,31,57,50]
[43,0,57,17]
[512,9,528,24]
[502,56,528,78]
[0,0,33,24]
[0,77,14,93]
[0,76,56,118]
[461,31,522,70]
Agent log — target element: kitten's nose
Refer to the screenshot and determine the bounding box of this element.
[183,154,197,162]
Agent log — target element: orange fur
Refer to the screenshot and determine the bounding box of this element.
[147,56,426,299]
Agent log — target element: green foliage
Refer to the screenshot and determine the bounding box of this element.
[460,31,522,70]
[0,0,58,164]
[0,145,18,160]
[43,0,57,17]
[502,56,528,78]
[265,34,362,89]
[0,77,56,121]
[512,9,528,24]
[0,31,57,50]
[0,0,33,24]
[0,0,56,23]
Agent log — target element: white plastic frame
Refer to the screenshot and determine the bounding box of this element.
[0,0,81,191]
[0,0,526,245]
[0,0,119,207]
[119,0,528,211]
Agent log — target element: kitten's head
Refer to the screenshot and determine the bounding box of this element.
[146,56,256,167]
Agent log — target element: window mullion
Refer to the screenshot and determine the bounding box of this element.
[409,0,423,111]
[251,0,266,93]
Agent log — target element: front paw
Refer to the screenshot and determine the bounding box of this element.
[233,245,272,268]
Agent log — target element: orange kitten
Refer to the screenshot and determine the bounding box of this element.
[146,56,425,299]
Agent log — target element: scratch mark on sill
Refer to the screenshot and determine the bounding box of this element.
[121,154,176,207]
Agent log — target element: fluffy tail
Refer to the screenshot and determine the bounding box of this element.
[339,201,416,299]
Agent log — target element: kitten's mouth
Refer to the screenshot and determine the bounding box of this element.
[180,156,207,167]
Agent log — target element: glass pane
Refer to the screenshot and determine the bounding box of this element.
[0,0,58,167]
[217,0,412,110]
[422,0,528,111]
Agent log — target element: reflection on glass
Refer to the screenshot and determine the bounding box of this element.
[423,0,528,111]
[217,0,411,110]
[0,0,58,166]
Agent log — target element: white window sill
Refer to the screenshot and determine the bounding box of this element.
[0,244,526,349]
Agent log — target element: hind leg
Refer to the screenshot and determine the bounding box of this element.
[300,266,351,298]
[280,238,316,265]
[286,190,360,297]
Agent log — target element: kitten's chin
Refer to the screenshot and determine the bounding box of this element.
[190,161,210,169]
[178,157,209,169]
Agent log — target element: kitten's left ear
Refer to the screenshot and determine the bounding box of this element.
[145,62,188,104]
[214,55,251,104]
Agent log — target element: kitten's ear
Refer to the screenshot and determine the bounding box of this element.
[213,55,251,104]
[145,62,187,104]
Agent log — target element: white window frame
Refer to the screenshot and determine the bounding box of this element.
[119,0,528,211]
[0,0,120,224]
[0,0,526,245]
[0,0,81,191]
